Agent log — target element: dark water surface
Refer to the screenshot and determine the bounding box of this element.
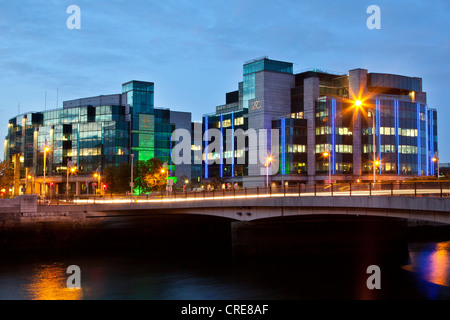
[0,240,449,300]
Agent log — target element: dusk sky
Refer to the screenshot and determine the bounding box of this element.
[1,0,449,161]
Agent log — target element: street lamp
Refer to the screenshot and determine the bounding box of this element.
[433,157,439,179]
[374,160,380,183]
[66,161,76,199]
[265,156,273,190]
[27,174,33,194]
[354,99,378,184]
[43,146,50,198]
[323,151,331,184]
[93,171,101,195]
[161,167,169,195]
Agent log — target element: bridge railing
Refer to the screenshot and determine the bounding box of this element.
[38,181,450,205]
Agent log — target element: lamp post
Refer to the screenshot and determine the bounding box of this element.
[323,151,331,184]
[161,167,169,195]
[355,99,378,185]
[27,174,33,194]
[43,146,50,198]
[66,160,74,200]
[433,156,439,179]
[94,171,101,195]
[265,156,272,191]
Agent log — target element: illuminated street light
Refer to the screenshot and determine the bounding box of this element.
[433,156,439,179]
[43,146,50,198]
[67,160,76,200]
[93,171,101,195]
[265,156,273,189]
[353,99,378,184]
[323,151,331,185]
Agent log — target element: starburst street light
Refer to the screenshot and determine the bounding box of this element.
[352,98,378,184]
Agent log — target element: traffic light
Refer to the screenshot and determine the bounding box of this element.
[50,182,55,189]
[103,184,107,191]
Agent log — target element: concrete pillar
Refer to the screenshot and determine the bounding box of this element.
[349,69,368,180]
[304,77,320,185]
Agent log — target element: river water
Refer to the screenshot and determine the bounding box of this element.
[0,239,449,300]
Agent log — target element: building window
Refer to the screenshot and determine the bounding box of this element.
[234,117,244,126]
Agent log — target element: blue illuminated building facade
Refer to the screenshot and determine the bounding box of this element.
[202,57,439,187]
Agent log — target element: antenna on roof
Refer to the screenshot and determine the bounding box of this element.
[244,56,269,65]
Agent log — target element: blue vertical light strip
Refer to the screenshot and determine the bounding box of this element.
[231,112,235,178]
[429,109,434,176]
[331,99,336,174]
[376,99,381,174]
[204,116,209,179]
[416,103,421,176]
[220,113,224,178]
[281,118,286,175]
[425,105,429,176]
[394,100,400,175]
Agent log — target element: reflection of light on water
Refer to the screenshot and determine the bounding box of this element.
[408,241,450,287]
[25,263,83,300]
[428,242,450,286]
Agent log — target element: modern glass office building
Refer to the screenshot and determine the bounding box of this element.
[5,81,193,196]
[4,58,440,194]
[202,57,439,187]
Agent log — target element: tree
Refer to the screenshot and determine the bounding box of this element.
[134,158,166,193]
[103,162,131,195]
[0,160,14,197]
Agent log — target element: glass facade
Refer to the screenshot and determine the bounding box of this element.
[123,81,155,162]
[273,117,307,175]
[202,58,439,186]
[6,105,129,179]
[5,80,195,195]
[203,108,248,180]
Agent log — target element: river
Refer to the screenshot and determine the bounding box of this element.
[0,239,449,300]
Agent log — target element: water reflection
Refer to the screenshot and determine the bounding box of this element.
[408,241,450,287]
[24,263,83,300]
[1,240,449,300]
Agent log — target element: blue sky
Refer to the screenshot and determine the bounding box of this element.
[1,0,449,161]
